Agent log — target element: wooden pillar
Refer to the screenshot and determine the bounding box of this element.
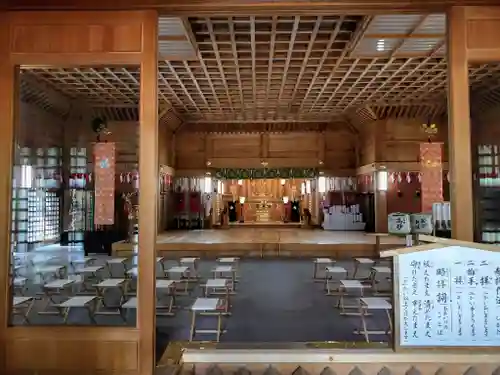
[447,7,474,241]
[0,12,14,372]
[138,10,158,375]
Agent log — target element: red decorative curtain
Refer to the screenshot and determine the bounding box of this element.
[175,192,185,212]
[189,192,201,213]
[420,143,443,213]
[94,142,116,225]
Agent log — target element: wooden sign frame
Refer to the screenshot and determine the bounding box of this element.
[0,10,158,375]
[381,237,500,353]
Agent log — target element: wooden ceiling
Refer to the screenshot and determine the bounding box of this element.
[19,13,500,132]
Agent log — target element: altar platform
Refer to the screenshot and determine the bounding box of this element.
[227,221,302,229]
[112,229,404,258]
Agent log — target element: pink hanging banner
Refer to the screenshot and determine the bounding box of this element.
[420,143,443,213]
[94,142,116,225]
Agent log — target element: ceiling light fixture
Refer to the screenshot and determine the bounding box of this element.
[376,39,385,52]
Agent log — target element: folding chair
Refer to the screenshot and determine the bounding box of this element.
[70,257,95,273]
[35,265,66,283]
[12,296,35,324]
[352,258,374,280]
[94,278,128,316]
[354,297,392,343]
[77,266,105,293]
[324,266,347,295]
[165,266,191,294]
[212,265,236,291]
[38,279,77,315]
[12,277,28,295]
[203,279,231,315]
[106,257,129,277]
[189,298,226,342]
[55,296,98,324]
[369,266,392,295]
[179,257,200,279]
[120,297,137,323]
[156,279,177,316]
[217,257,239,278]
[336,280,368,316]
[313,258,335,281]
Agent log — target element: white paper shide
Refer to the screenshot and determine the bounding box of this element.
[398,246,500,347]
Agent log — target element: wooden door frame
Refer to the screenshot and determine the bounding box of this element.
[0,10,158,375]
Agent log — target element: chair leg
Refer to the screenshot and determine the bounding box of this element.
[189,311,196,342]
[216,314,222,342]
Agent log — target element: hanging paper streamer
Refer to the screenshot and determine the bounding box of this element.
[397,172,402,183]
[406,172,412,184]
[94,142,116,225]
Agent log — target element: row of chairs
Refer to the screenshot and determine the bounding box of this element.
[12,254,239,335]
[313,257,393,343]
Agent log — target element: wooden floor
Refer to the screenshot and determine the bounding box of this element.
[112,229,405,258]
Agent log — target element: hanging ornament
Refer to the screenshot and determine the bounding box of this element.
[417,172,422,183]
[120,173,124,183]
[88,173,92,183]
[415,189,421,198]
[446,172,450,183]
[389,172,396,184]
[126,173,132,184]
[397,190,403,198]
[406,172,412,184]
[397,172,403,183]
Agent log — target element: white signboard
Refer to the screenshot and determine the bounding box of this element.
[398,246,500,347]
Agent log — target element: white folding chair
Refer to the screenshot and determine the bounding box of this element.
[369,266,392,295]
[94,278,129,315]
[336,280,368,316]
[156,279,177,316]
[106,257,129,277]
[354,297,393,343]
[352,258,375,280]
[324,266,348,295]
[12,296,35,324]
[38,279,77,315]
[189,298,226,342]
[55,296,98,324]
[313,258,335,281]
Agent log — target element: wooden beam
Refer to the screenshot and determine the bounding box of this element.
[447,6,474,241]
[8,0,496,13]
[138,10,158,375]
[0,12,14,373]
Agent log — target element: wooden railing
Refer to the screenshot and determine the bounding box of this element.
[173,349,500,375]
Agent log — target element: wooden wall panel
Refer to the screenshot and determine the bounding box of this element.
[175,131,355,174]
[382,118,448,163]
[212,134,261,158]
[8,12,144,64]
[5,328,138,375]
[359,122,377,166]
[267,133,317,159]
[474,106,500,144]
[324,131,356,170]
[175,133,206,170]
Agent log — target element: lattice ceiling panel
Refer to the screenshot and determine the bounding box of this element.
[17,13,500,127]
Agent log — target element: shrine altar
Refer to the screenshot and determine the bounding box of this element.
[244,198,283,223]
